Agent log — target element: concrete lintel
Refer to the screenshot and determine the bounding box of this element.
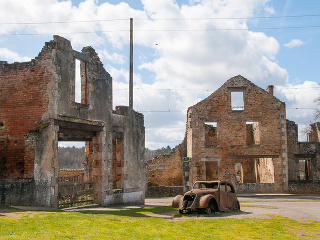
[54,119,103,132]
[73,50,90,62]
[230,155,279,159]
[201,157,221,162]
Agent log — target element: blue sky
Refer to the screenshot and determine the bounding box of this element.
[0,0,319,149]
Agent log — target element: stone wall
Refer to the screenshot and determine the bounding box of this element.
[0,48,53,179]
[287,120,320,183]
[235,183,278,193]
[147,139,186,187]
[146,186,184,197]
[288,181,320,194]
[0,36,145,207]
[186,76,288,192]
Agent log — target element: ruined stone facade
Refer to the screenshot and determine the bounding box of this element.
[147,76,319,194]
[286,121,320,193]
[0,36,145,207]
[186,75,288,192]
[147,140,186,187]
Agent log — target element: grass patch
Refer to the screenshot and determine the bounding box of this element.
[240,204,278,208]
[241,200,320,203]
[0,207,319,239]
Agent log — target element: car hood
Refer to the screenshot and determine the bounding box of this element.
[187,189,218,195]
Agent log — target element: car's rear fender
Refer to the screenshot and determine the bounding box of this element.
[172,195,184,208]
[199,194,218,209]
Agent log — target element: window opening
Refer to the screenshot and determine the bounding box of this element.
[205,161,219,180]
[246,122,260,145]
[204,122,218,146]
[231,92,244,111]
[236,158,274,183]
[235,162,243,183]
[75,59,87,104]
[75,59,81,103]
[299,159,312,181]
[112,137,124,190]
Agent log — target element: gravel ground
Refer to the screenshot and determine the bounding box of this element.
[4,194,320,221]
[143,194,320,221]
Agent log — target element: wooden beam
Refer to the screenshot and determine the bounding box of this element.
[58,128,96,137]
[230,155,279,159]
[54,119,103,132]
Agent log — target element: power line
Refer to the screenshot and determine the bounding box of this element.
[1,25,320,36]
[0,14,319,25]
[113,86,320,91]
[134,108,316,113]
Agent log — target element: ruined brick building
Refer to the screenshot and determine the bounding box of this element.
[0,36,145,207]
[148,75,320,193]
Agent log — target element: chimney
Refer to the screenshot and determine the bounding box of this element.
[266,85,274,96]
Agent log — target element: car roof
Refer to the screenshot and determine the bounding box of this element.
[194,180,235,187]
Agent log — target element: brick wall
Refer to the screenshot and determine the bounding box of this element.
[0,46,53,179]
[147,140,186,186]
[186,76,287,192]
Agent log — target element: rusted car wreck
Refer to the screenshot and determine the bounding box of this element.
[172,180,240,214]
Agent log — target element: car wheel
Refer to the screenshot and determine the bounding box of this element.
[179,209,184,214]
[205,207,212,215]
[233,201,240,211]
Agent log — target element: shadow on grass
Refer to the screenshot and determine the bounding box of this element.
[77,206,252,219]
[0,205,62,216]
[0,206,25,215]
[77,206,174,218]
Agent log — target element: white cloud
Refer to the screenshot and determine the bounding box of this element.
[284,39,305,48]
[0,48,31,63]
[276,81,320,127]
[0,0,104,47]
[4,0,313,149]
[98,50,125,64]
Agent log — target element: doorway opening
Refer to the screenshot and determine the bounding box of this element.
[58,141,94,208]
[298,158,312,181]
[112,136,124,191]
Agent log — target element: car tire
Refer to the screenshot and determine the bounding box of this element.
[233,201,240,211]
[205,207,212,215]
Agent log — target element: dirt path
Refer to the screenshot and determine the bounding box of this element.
[1,194,319,221]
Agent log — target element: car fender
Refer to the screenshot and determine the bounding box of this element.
[199,194,217,209]
[172,195,184,208]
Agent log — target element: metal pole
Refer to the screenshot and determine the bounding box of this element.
[129,18,133,109]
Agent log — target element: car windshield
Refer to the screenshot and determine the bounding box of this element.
[192,182,219,189]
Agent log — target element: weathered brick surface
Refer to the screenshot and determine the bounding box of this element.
[146,186,184,197]
[0,47,52,179]
[0,36,146,207]
[287,120,320,184]
[186,76,288,192]
[147,142,185,186]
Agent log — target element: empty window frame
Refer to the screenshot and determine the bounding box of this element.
[231,92,244,111]
[75,58,87,104]
[246,122,260,145]
[112,137,124,190]
[235,162,243,183]
[204,122,218,146]
[205,161,219,180]
[298,159,312,181]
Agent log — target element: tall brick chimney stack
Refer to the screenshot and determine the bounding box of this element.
[266,85,274,96]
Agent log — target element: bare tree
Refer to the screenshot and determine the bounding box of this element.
[315,96,320,120]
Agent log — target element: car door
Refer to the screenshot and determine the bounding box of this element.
[226,183,235,208]
[219,182,228,210]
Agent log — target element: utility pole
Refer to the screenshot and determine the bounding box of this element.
[129,18,133,109]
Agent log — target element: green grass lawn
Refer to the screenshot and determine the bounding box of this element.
[0,206,319,239]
